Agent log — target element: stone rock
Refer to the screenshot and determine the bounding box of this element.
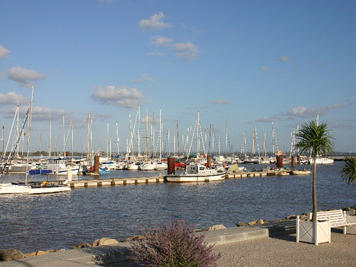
[93,238,120,247]
[35,250,55,256]
[285,215,297,220]
[73,242,92,249]
[208,224,226,231]
[235,221,248,227]
[124,235,145,242]
[24,252,37,258]
[272,218,285,223]
[256,219,264,225]
[248,220,257,226]
[0,249,25,261]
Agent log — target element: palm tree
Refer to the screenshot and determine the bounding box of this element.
[341,157,356,184]
[296,121,333,222]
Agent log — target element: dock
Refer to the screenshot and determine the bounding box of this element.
[67,170,293,189]
[69,175,165,188]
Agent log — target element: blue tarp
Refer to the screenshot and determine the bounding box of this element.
[29,169,52,175]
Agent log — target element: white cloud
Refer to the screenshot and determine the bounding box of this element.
[256,103,343,123]
[133,73,153,83]
[173,42,199,59]
[212,99,231,105]
[0,92,29,106]
[279,56,289,62]
[256,116,277,123]
[286,104,342,118]
[3,105,67,121]
[0,45,10,59]
[153,36,173,47]
[92,85,144,108]
[138,12,171,31]
[8,67,45,87]
[147,51,165,56]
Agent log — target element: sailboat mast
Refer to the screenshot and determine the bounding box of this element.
[62,115,65,156]
[71,121,74,158]
[159,109,162,161]
[137,106,141,157]
[87,113,91,159]
[176,120,180,156]
[145,113,149,158]
[25,86,34,185]
[196,112,200,154]
[1,123,4,155]
[49,119,52,158]
[106,123,109,158]
[116,122,119,155]
[225,120,228,153]
[16,106,19,157]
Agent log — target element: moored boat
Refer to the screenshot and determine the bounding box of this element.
[291,170,311,175]
[165,164,226,183]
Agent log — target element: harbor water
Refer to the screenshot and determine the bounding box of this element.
[0,161,355,252]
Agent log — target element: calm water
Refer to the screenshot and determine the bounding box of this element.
[0,161,355,252]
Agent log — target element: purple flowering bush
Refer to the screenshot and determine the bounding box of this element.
[132,220,221,267]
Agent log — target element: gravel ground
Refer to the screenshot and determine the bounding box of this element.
[214,233,356,267]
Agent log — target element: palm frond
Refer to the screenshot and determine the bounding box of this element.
[341,157,356,184]
[295,121,333,157]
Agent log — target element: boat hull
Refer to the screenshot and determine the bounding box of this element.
[0,183,71,194]
[165,173,225,183]
[0,183,31,194]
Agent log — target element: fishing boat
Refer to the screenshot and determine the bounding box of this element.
[165,164,226,183]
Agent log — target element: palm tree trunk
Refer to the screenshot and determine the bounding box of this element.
[312,158,317,222]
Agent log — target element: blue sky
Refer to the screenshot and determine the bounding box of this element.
[0,0,356,153]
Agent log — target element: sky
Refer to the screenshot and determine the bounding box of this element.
[0,0,356,154]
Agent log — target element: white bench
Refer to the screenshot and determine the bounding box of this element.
[308,209,356,234]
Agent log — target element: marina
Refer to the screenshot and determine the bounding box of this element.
[0,161,354,253]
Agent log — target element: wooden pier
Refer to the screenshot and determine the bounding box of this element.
[69,175,165,189]
[67,171,279,189]
[225,171,268,179]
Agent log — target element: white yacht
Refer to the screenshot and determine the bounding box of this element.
[140,161,156,171]
[155,161,167,170]
[309,157,334,164]
[165,164,226,183]
[0,181,71,195]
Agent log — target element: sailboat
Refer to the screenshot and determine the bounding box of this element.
[0,86,71,195]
